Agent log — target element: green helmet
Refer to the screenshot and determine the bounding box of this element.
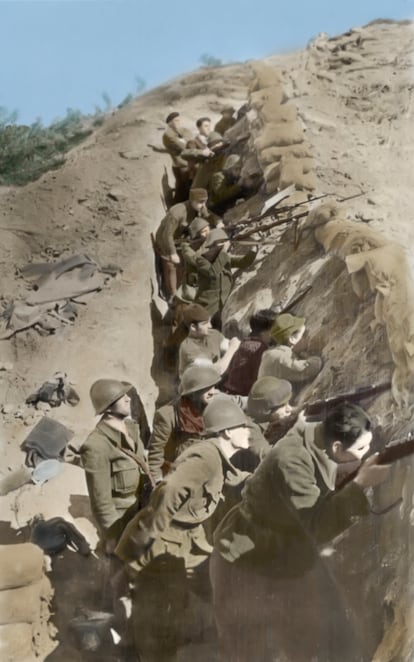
[207,131,224,148]
[89,379,132,415]
[203,395,248,435]
[180,365,221,396]
[247,377,292,422]
[204,228,228,248]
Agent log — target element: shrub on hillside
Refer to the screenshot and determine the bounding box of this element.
[0,108,93,186]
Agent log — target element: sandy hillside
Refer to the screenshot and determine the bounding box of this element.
[0,17,413,661]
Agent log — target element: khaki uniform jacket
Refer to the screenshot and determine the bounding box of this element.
[258,344,322,384]
[115,439,247,572]
[155,201,219,257]
[148,401,204,482]
[81,420,147,541]
[162,126,193,169]
[214,418,369,576]
[181,244,256,316]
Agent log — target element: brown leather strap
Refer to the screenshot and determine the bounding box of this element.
[119,444,157,489]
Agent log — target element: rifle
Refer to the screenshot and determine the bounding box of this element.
[336,433,414,491]
[304,381,392,421]
[229,190,366,239]
[278,285,312,314]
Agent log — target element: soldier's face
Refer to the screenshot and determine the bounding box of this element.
[197,386,216,406]
[270,403,293,421]
[333,429,373,463]
[199,226,210,239]
[227,425,250,451]
[170,117,181,130]
[194,320,211,337]
[191,200,207,213]
[289,325,306,346]
[110,393,131,418]
[200,120,211,136]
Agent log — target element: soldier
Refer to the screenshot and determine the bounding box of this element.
[155,188,220,298]
[193,116,212,147]
[178,303,241,377]
[81,379,154,552]
[148,364,221,482]
[115,397,252,662]
[221,309,276,396]
[190,131,230,191]
[247,375,299,445]
[162,112,194,203]
[210,403,391,662]
[181,228,257,318]
[258,313,322,388]
[182,216,211,289]
[214,105,237,136]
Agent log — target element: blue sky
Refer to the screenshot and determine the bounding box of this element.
[1,0,413,126]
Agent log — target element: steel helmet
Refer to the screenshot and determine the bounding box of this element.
[89,379,132,415]
[203,395,248,435]
[247,377,292,422]
[180,365,221,396]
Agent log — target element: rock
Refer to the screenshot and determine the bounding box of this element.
[119,150,141,160]
[0,362,13,371]
[1,404,15,415]
[107,188,125,202]
[35,402,51,413]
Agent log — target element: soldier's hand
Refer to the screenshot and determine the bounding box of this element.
[169,253,181,264]
[229,336,241,349]
[353,453,391,489]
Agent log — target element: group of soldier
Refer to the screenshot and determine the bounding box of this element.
[79,106,392,661]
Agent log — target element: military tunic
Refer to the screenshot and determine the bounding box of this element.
[258,344,322,384]
[162,126,193,169]
[148,399,204,482]
[155,201,219,258]
[181,244,256,316]
[81,420,148,541]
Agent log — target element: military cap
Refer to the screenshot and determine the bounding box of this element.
[270,314,305,345]
[189,216,210,238]
[166,111,180,124]
[189,188,208,202]
[247,377,292,421]
[204,227,228,248]
[221,105,235,114]
[182,303,210,325]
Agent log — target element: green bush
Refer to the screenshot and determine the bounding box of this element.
[0,108,93,186]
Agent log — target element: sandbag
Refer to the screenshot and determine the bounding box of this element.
[0,623,36,661]
[0,575,52,625]
[259,142,313,167]
[255,122,304,150]
[0,543,44,590]
[279,156,317,191]
[249,62,282,92]
[250,87,286,110]
[260,99,298,124]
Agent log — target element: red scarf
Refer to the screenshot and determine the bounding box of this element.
[177,397,205,434]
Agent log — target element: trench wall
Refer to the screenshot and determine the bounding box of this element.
[222,61,414,661]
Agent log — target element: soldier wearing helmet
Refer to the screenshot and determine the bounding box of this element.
[148,364,221,482]
[81,379,153,551]
[115,396,250,662]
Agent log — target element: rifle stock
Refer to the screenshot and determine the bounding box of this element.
[336,434,414,490]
